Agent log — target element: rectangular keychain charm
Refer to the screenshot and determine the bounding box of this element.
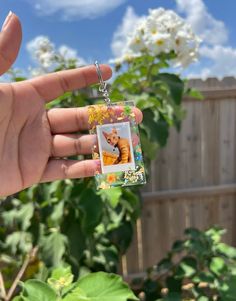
[88,101,146,189]
[88,62,146,189]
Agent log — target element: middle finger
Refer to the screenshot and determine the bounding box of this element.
[51,134,97,157]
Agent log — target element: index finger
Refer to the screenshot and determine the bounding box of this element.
[26,65,112,103]
[47,106,143,134]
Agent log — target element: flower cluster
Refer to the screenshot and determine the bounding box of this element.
[27,36,56,69]
[27,36,86,77]
[114,8,201,68]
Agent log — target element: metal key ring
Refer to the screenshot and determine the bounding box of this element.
[94,61,111,105]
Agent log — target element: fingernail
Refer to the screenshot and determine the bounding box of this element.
[93,135,98,147]
[94,160,101,174]
[2,11,13,31]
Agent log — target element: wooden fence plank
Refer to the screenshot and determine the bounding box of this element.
[219,99,236,184]
[126,81,236,276]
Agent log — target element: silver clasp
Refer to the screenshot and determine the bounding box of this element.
[94,61,111,105]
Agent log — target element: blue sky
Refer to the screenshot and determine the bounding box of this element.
[0,0,236,78]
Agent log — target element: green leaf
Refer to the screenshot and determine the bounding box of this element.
[219,275,236,301]
[186,88,204,100]
[63,286,89,301]
[76,272,138,301]
[166,276,182,293]
[156,73,184,105]
[2,202,34,231]
[18,203,34,231]
[142,109,169,147]
[79,189,103,234]
[140,130,158,160]
[157,258,173,272]
[108,221,133,254]
[12,297,24,301]
[163,292,182,301]
[100,188,122,208]
[210,257,226,276]
[63,214,86,262]
[21,279,57,301]
[121,189,141,221]
[184,228,201,239]
[143,278,162,301]
[50,201,64,225]
[192,272,215,284]
[205,227,226,243]
[216,243,236,259]
[198,297,209,301]
[171,240,185,253]
[6,231,32,254]
[49,180,62,195]
[14,76,27,81]
[175,257,197,279]
[50,266,72,280]
[40,231,67,266]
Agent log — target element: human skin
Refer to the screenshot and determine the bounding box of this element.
[0,12,143,197]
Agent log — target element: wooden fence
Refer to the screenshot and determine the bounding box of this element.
[121,77,236,277]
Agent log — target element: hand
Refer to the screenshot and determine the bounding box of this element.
[0,13,142,197]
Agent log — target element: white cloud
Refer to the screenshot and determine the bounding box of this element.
[175,0,228,46]
[175,0,235,79]
[189,46,236,79]
[111,6,143,58]
[29,0,126,20]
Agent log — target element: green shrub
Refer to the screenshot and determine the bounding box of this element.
[0,8,202,300]
[133,227,236,301]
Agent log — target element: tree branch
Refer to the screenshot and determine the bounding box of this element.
[5,247,38,301]
[0,272,6,299]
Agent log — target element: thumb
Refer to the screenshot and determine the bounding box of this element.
[0,11,22,76]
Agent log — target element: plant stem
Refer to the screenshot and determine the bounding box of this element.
[5,247,38,301]
[0,272,6,299]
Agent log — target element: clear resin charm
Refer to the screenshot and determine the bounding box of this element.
[88,101,146,189]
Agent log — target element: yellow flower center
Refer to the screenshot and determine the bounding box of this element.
[151,29,157,34]
[156,39,164,46]
[134,37,141,44]
[58,277,67,285]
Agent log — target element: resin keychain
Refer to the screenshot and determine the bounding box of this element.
[88,62,146,189]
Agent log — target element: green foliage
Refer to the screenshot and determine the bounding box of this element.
[111,55,187,157]
[0,39,200,300]
[16,279,57,301]
[133,227,236,301]
[14,268,138,301]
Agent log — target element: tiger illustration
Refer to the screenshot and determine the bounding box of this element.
[102,128,131,164]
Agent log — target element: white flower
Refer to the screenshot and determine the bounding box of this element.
[145,18,166,36]
[110,50,140,65]
[38,52,55,68]
[27,36,87,69]
[148,8,166,20]
[176,49,199,68]
[112,8,201,68]
[145,32,172,55]
[27,36,55,68]
[128,31,146,53]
